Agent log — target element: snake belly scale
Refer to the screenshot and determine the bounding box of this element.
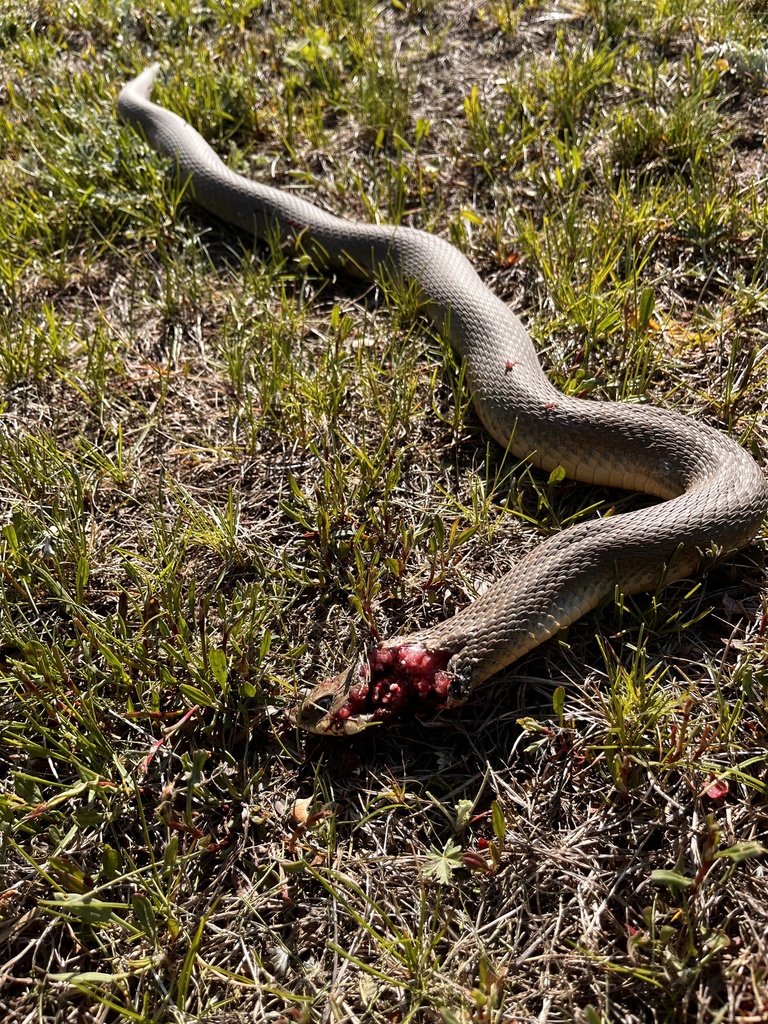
[118,65,768,736]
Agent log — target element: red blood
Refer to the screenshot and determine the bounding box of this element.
[330,642,454,727]
[349,683,369,704]
[433,672,450,697]
[378,648,395,668]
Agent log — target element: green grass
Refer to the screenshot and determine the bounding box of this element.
[1,0,768,1021]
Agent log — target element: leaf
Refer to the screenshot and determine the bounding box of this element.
[76,556,89,603]
[461,851,493,874]
[101,845,120,882]
[637,286,655,333]
[259,630,272,661]
[488,840,502,870]
[49,857,90,894]
[423,841,463,883]
[491,800,506,843]
[704,779,728,800]
[179,683,217,708]
[209,648,228,689]
[553,685,565,726]
[415,117,431,145]
[650,869,694,889]
[715,841,767,863]
[517,717,548,733]
[163,836,179,868]
[3,523,18,554]
[454,799,473,831]
[48,971,128,984]
[44,894,134,930]
[131,893,157,941]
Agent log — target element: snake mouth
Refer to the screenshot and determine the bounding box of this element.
[317,643,455,734]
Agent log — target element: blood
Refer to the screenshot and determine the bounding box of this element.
[331,643,453,726]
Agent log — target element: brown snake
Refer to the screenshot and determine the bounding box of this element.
[119,65,768,736]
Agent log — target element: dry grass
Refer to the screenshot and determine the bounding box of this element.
[1,0,768,1021]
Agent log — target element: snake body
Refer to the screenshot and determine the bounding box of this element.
[119,66,767,735]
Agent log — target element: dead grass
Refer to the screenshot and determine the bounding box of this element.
[1,0,767,1021]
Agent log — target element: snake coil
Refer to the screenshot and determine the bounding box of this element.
[119,65,767,735]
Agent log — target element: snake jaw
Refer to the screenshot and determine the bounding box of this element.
[298,642,462,735]
[295,662,372,736]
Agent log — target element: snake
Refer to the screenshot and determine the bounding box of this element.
[119,64,768,736]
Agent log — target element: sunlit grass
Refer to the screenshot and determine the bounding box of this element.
[1,0,767,1021]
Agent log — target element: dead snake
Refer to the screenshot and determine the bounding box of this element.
[119,65,768,736]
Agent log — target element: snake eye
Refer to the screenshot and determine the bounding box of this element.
[313,693,335,712]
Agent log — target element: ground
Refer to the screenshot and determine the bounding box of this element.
[1,1,768,1022]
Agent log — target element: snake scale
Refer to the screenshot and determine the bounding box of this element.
[119,65,767,736]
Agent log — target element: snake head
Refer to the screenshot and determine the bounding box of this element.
[296,660,379,737]
[297,642,464,736]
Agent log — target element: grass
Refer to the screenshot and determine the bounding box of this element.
[1,0,768,1021]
